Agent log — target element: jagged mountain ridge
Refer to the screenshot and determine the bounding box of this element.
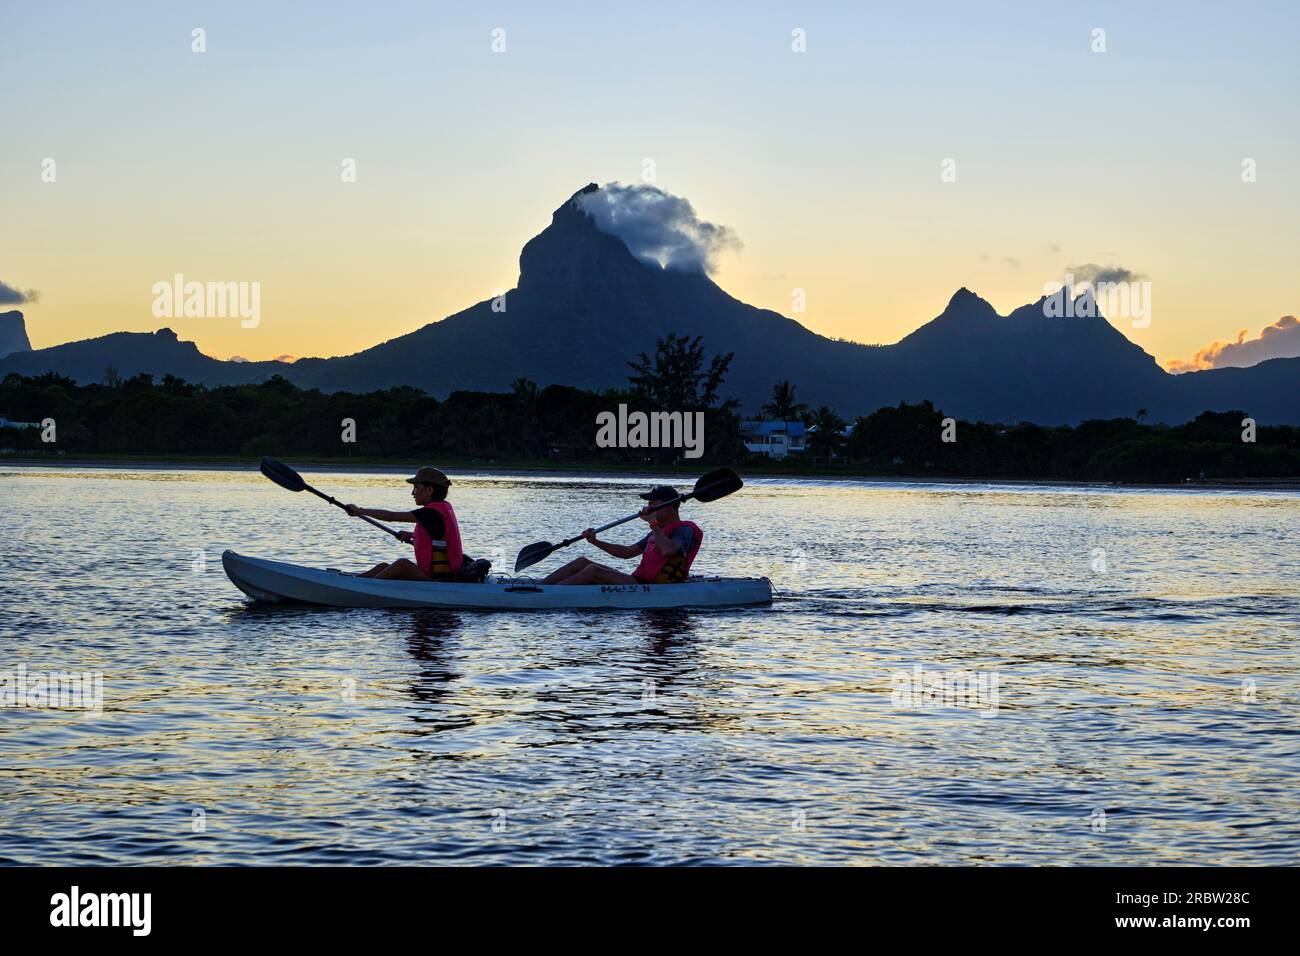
[2,185,1295,424]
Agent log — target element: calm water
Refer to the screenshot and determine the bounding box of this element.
[2,465,1297,865]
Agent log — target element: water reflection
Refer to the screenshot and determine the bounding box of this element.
[634,609,699,722]
[402,610,463,714]
[638,608,698,655]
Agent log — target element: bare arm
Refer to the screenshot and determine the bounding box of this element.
[344,505,418,523]
[585,529,647,560]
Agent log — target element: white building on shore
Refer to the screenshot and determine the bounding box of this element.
[740,420,806,459]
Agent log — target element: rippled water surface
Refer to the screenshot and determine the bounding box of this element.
[2,465,1297,865]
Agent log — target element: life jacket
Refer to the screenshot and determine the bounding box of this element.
[633,519,702,584]
[413,501,463,577]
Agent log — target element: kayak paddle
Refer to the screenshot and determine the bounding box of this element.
[513,467,744,572]
[259,457,403,540]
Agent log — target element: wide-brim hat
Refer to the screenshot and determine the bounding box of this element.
[406,466,452,488]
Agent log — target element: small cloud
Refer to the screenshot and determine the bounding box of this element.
[1046,244,1061,254]
[979,252,1023,267]
[1166,315,1300,373]
[0,280,40,306]
[1067,263,1144,285]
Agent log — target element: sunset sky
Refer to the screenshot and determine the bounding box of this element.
[3,1,1297,370]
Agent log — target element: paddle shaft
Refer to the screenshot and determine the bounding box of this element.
[303,484,403,539]
[555,494,695,549]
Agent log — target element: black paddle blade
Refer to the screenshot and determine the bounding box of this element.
[514,541,556,573]
[691,467,743,502]
[260,456,306,493]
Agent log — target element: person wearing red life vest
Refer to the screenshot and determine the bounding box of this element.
[542,485,703,586]
[344,466,464,581]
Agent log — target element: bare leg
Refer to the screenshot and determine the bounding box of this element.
[552,562,641,586]
[374,558,434,581]
[357,562,391,578]
[541,556,592,585]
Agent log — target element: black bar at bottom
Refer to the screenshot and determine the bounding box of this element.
[0,866,1285,942]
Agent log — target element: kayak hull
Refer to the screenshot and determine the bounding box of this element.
[222,551,773,610]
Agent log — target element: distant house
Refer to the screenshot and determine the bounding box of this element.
[804,420,854,461]
[741,420,806,459]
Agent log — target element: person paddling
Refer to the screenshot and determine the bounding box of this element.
[345,467,463,580]
[541,485,703,586]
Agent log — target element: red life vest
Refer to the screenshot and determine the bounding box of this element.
[633,519,702,584]
[413,501,463,576]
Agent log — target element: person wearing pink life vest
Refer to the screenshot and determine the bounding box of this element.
[542,485,703,586]
[344,466,464,581]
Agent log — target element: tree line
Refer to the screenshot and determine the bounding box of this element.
[760,379,1299,482]
[1,334,1297,482]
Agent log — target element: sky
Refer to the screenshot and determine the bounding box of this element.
[3,0,1298,371]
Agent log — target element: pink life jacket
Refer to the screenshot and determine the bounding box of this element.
[413,501,463,575]
[633,519,702,584]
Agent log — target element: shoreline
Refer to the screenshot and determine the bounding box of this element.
[3,453,1298,492]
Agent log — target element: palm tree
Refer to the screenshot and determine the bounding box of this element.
[760,380,808,455]
[762,380,807,422]
[511,377,538,403]
[806,405,847,461]
[1136,407,1148,425]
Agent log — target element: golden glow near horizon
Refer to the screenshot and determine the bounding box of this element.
[3,4,1296,374]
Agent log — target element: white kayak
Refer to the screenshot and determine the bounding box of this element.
[222,551,773,610]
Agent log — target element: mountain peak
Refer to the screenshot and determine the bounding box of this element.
[941,287,997,319]
[549,182,600,223]
[1020,286,1112,324]
[0,309,32,358]
[516,184,644,301]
